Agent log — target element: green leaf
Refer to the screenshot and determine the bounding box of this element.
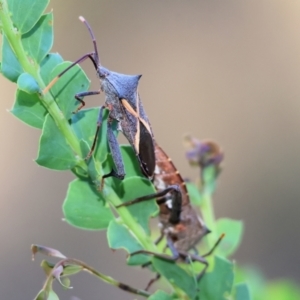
[11,89,46,129]
[63,179,113,230]
[152,258,197,299]
[61,265,82,277]
[49,62,90,120]
[40,53,64,84]
[120,145,144,177]
[216,218,244,257]
[17,72,40,94]
[47,290,60,300]
[1,34,22,82]
[34,290,48,300]
[60,277,71,289]
[234,266,265,300]
[186,182,202,205]
[71,107,109,162]
[48,290,60,300]
[11,53,65,129]
[198,256,234,300]
[116,176,158,235]
[234,283,251,300]
[40,260,55,276]
[36,114,77,170]
[148,290,173,300]
[8,0,49,34]
[22,13,53,64]
[34,290,45,300]
[107,220,151,265]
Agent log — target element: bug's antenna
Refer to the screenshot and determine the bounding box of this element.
[79,16,100,66]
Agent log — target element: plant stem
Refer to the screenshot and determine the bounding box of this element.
[46,258,151,298]
[201,191,218,250]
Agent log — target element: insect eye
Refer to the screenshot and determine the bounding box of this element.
[101,73,109,79]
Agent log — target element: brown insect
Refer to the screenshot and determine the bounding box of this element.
[117,142,223,289]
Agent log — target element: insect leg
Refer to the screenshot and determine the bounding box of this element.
[116,185,181,213]
[102,121,126,181]
[154,229,165,246]
[129,249,179,261]
[116,185,182,225]
[116,190,160,208]
[74,90,101,113]
[144,274,161,291]
[140,230,165,269]
[43,52,97,94]
[116,282,150,297]
[130,234,180,261]
[202,233,225,258]
[85,105,105,159]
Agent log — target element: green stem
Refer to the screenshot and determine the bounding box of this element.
[201,191,218,250]
[0,0,86,171]
[45,258,151,298]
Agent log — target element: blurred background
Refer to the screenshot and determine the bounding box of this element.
[1,0,300,299]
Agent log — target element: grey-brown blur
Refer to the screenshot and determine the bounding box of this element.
[1,0,300,299]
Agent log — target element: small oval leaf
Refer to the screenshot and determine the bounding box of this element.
[40,53,64,84]
[1,34,22,82]
[234,283,251,300]
[11,89,46,129]
[152,258,197,299]
[63,179,114,230]
[36,114,77,170]
[22,13,53,64]
[8,0,49,34]
[216,218,244,257]
[198,256,234,300]
[17,73,40,94]
[50,62,90,120]
[107,220,150,266]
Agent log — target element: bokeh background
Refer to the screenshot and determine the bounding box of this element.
[1,0,300,299]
